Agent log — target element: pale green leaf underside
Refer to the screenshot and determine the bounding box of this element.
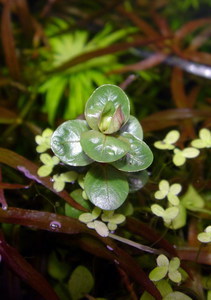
[51,120,93,166]
[81,130,130,163]
[84,165,129,210]
[85,84,130,131]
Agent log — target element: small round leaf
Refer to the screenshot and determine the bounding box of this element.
[51,120,93,166]
[81,130,130,163]
[85,84,130,131]
[163,292,192,300]
[112,133,153,172]
[149,266,168,281]
[68,266,94,300]
[84,165,129,210]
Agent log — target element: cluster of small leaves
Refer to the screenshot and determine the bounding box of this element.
[140,255,191,300]
[151,180,182,227]
[149,255,182,283]
[50,84,153,211]
[153,129,211,166]
[79,207,126,237]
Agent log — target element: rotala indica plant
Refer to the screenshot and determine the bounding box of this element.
[51,84,153,210]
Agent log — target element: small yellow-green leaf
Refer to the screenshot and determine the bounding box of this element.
[93,220,109,237]
[149,266,168,281]
[163,292,192,300]
[151,204,164,217]
[37,165,53,177]
[183,147,200,158]
[164,130,180,144]
[157,254,169,267]
[79,213,95,223]
[165,204,186,229]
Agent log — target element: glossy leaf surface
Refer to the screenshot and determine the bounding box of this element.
[119,115,143,140]
[84,165,129,210]
[81,130,130,163]
[126,170,149,193]
[51,120,93,166]
[112,133,153,172]
[85,84,130,131]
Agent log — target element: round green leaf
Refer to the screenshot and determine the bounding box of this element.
[51,120,93,166]
[68,265,94,300]
[149,266,168,281]
[48,251,70,281]
[85,84,130,131]
[163,292,192,300]
[65,189,92,218]
[165,204,187,230]
[112,133,153,172]
[119,115,143,140]
[126,170,149,193]
[157,254,169,267]
[81,130,130,163]
[168,270,182,283]
[84,165,129,210]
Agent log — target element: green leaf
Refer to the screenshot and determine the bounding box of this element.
[181,185,204,211]
[169,257,180,272]
[151,204,164,217]
[112,133,153,172]
[126,170,149,193]
[65,189,92,218]
[85,84,130,131]
[48,251,70,281]
[93,220,109,237]
[51,120,93,166]
[84,164,129,210]
[165,204,187,229]
[68,265,94,300]
[156,280,173,297]
[149,266,168,281]
[41,76,67,124]
[157,255,169,267]
[163,292,192,300]
[98,101,125,134]
[81,130,130,163]
[119,115,143,140]
[168,270,182,283]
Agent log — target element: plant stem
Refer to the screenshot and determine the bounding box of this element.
[108,233,170,256]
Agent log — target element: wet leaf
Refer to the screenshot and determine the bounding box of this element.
[119,115,143,140]
[126,170,149,193]
[51,120,93,166]
[81,130,130,163]
[85,84,130,131]
[112,133,153,172]
[84,165,129,210]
